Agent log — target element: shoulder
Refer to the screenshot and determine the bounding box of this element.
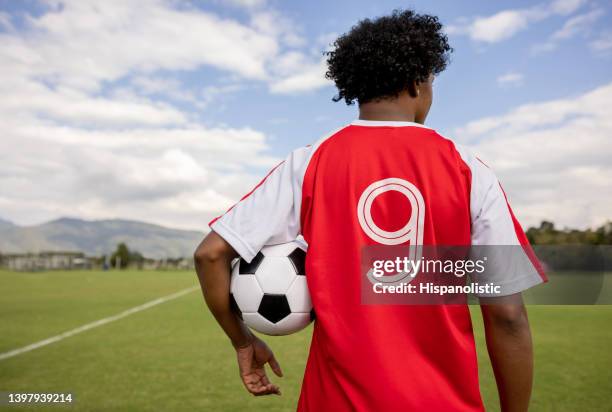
[432,131,497,178]
[281,124,352,180]
[287,124,352,163]
[429,131,500,212]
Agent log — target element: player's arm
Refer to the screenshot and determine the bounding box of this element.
[195,148,306,396]
[462,150,546,411]
[480,294,533,412]
[194,232,248,347]
[194,231,283,396]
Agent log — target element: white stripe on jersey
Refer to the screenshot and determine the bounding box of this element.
[211,125,350,263]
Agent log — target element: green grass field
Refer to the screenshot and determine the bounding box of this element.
[1,269,611,411]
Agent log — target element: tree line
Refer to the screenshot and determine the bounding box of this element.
[526,221,612,245]
[526,221,611,272]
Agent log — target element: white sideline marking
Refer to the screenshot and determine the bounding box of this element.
[0,285,199,361]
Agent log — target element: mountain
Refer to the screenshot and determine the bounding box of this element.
[0,217,206,259]
[0,217,15,229]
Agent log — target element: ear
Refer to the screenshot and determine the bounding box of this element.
[407,81,419,98]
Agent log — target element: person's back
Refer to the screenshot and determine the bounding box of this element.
[195,9,545,412]
[299,121,481,410]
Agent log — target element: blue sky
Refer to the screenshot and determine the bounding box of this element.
[0,0,610,230]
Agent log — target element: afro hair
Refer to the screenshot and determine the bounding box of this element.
[325,9,452,105]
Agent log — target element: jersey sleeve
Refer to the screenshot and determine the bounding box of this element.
[208,146,311,263]
[457,146,547,297]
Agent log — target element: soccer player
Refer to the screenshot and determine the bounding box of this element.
[194,9,546,411]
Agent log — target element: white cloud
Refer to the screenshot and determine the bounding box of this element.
[130,76,197,103]
[0,78,187,127]
[0,114,280,229]
[551,8,603,40]
[497,72,524,87]
[223,0,267,9]
[0,0,331,230]
[2,1,280,92]
[453,82,612,229]
[250,9,306,48]
[0,0,328,95]
[590,31,612,54]
[270,56,331,94]
[532,8,605,53]
[0,11,14,30]
[447,0,588,44]
[128,76,244,110]
[549,0,587,15]
[469,11,531,43]
[200,84,245,108]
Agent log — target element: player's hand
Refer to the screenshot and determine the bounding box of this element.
[235,334,283,396]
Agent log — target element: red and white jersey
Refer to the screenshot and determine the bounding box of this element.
[210,120,546,411]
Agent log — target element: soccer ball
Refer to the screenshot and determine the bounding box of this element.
[230,240,314,336]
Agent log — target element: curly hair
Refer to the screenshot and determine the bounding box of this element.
[325,9,452,105]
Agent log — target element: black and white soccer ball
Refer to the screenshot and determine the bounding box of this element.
[230,240,314,336]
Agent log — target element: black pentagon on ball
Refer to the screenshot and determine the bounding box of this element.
[238,252,264,275]
[229,293,243,320]
[288,248,306,276]
[258,294,291,324]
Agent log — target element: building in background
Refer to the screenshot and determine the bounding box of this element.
[0,251,194,271]
[0,251,92,271]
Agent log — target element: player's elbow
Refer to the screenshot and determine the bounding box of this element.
[193,243,206,266]
[193,233,230,266]
[484,304,530,336]
[194,243,219,266]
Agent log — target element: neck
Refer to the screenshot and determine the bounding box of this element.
[358,110,417,122]
[358,93,418,123]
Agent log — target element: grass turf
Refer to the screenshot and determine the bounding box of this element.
[0,270,610,411]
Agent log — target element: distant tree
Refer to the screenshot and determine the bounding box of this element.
[110,243,130,269]
[129,250,144,269]
[527,220,611,246]
[526,220,611,271]
[109,243,146,269]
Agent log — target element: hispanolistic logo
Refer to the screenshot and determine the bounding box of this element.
[357,177,425,285]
